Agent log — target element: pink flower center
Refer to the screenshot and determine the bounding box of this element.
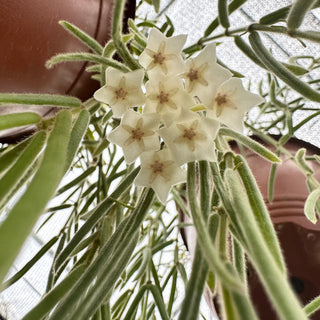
[215,93,227,106]
[187,68,199,81]
[150,161,164,174]
[115,88,127,100]
[153,52,166,65]
[157,91,169,104]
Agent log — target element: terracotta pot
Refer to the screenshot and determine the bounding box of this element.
[180,136,320,319]
[0,0,135,143]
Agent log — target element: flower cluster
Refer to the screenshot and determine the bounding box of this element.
[94,28,264,203]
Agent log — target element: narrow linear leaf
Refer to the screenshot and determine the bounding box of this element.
[50,189,154,320]
[22,265,86,320]
[46,204,73,213]
[219,127,281,163]
[0,110,72,285]
[0,135,35,175]
[187,163,243,293]
[2,235,59,289]
[304,189,320,223]
[268,163,277,203]
[134,247,152,281]
[259,5,291,25]
[0,112,41,131]
[234,155,286,274]
[168,269,177,316]
[111,290,133,318]
[148,284,170,320]
[304,294,320,316]
[204,0,247,36]
[282,62,309,76]
[234,36,266,69]
[225,168,308,320]
[57,166,96,195]
[295,148,314,175]
[46,53,130,73]
[249,32,320,102]
[122,285,148,320]
[64,109,90,173]
[0,131,46,208]
[54,167,140,269]
[218,0,230,29]
[152,0,160,13]
[59,21,103,54]
[287,0,318,31]
[0,93,81,107]
[111,0,143,70]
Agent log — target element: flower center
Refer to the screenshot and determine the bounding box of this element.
[186,68,198,81]
[215,93,227,106]
[153,52,166,65]
[131,128,144,141]
[157,91,169,104]
[115,87,128,100]
[183,128,196,140]
[150,160,164,174]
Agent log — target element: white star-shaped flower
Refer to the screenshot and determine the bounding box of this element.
[135,149,186,204]
[181,43,232,107]
[93,68,146,118]
[139,28,187,76]
[206,78,264,132]
[107,110,160,164]
[145,75,194,126]
[159,111,220,165]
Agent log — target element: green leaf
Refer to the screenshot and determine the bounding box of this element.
[2,235,59,289]
[282,62,309,75]
[59,21,103,54]
[218,0,230,29]
[64,109,90,172]
[54,167,140,270]
[259,5,291,25]
[152,0,160,13]
[225,168,308,320]
[295,148,314,175]
[0,112,41,131]
[204,0,247,37]
[50,190,154,320]
[0,131,46,209]
[287,0,318,31]
[148,284,170,320]
[0,110,72,285]
[187,163,243,293]
[249,32,320,102]
[234,36,266,69]
[0,135,34,176]
[122,285,148,320]
[219,128,281,163]
[22,265,86,320]
[46,53,130,73]
[268,162,277,203]
[57,166,96,195]
[234,155,286,274]
[0,93,81,107]
[134,246,152,280]
[304,189,320,223]
[304,294,320,316]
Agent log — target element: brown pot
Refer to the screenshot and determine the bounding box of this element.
[0,0,135,143]
[181,136,320,319]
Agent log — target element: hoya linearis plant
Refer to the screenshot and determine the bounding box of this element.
[0,0,320,319]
